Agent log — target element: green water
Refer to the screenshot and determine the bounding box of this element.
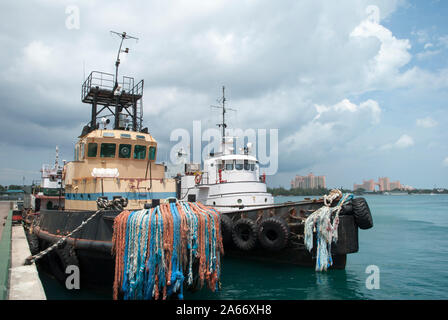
[40,195,448,300]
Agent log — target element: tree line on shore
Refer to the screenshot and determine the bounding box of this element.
[267,186,448,196]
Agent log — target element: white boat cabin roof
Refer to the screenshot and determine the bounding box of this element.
[207,154,258,163]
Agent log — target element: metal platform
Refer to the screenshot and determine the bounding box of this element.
[81,71,143,107]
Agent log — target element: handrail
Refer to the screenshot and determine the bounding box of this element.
[81,71,143,101]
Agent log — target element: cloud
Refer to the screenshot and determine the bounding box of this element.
[1,0,447,188]
[395,134,414,148]
[416,117,438,128]
[280,98,381,170]
[350,7,412,88]
[443,157,448,167]
[381,134,414,150]
[416,49,442,60]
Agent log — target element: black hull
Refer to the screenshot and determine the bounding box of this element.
[30,199,361,291]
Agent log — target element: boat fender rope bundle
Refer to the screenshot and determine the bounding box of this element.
[111,201,224,300]
[304,190,353,271]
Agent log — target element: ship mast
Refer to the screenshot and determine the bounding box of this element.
[212,86,235,144]
[81,32,145,135]
[110,31,139,91]
[54,146,59,169]
[220,86,227,143]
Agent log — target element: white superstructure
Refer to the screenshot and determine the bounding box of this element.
[39,146,64,196]
[179,87,274,213]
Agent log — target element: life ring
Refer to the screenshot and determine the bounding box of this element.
[220,214,234,245]
[258,217,290,251]
[232,218,258,251]
[195,173,202,184]
[48,243,80,284]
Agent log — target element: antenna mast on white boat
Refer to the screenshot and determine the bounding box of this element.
[54,146,59,169]
[212,86,235,144]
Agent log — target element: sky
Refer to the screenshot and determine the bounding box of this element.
[0,0,447,189]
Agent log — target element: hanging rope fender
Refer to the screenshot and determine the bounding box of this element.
[112,201,224,300]
[304,189,353,272]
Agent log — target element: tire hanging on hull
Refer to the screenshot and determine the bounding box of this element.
[232,218,258,251]
[258,217,290,251]
[220,214,234,245]
[351,197,373,230]
[47,243,80,285]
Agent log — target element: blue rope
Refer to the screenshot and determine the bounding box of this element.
[117,202,222,299]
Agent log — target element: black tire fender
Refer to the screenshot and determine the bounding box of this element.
[220,214,233,245]
[232,218,258,251]
[48,243,80,284]
[27,233,40,255]
[258,217,290,251]
[351,197,373,230]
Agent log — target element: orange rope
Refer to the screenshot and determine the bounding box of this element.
[112,210,131,300]
[112,202,224,299]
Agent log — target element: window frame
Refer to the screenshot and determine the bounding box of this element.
[148,146,156,161]
[100,143,117,158]
[225,161,234,171]
[235,160,244,171]
[87,142,98,158]
[133,144,147,160]
[118,143,132,159]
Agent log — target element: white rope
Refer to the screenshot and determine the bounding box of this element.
[304,190,351,271]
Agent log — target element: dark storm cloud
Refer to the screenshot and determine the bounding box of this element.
[2,0,447,188]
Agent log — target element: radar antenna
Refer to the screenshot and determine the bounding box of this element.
[211,86,236,143]
[110,31,139,92]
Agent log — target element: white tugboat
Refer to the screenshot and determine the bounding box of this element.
[179,86,274,213]
[25,146,65,213]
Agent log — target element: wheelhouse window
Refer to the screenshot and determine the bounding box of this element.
[149,146,156,160]
[244,160,250,170]
[87,143,98,157]
[100,143,116,158]
[74,145,79,161]
[80,143,85,160]
[250,163,255,171]
[235,161,243,170]
[225,161,234,170]
[118,144,131,158]
[134,145,146,159]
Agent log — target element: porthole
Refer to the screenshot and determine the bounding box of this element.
[237,199,242,204]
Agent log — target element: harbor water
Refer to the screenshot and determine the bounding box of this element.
[39,194,448,300]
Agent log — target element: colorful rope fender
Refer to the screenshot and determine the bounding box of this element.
[111,202,224,300]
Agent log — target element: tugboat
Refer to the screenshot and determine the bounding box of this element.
[30,32,178,288]
[22,146,65,228]
[178,86,274,213]
[177,88,374,270]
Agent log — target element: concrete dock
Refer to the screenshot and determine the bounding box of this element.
[0,201,46,300]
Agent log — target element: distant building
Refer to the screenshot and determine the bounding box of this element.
[353,177,411,192]
[291,173,326,189]
[353,179,376,192]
